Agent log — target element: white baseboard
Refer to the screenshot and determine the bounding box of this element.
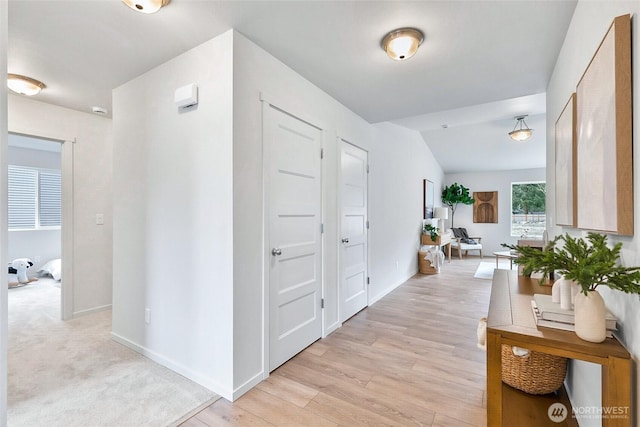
[73,304,112,318]
[368,271,415,306]
[110,332,233,401]
[232,371,264,401]
[323,321,341,338]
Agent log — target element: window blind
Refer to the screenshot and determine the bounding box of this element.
[8,165,61,229]
[39,171,62,227]
[8,166,37,229]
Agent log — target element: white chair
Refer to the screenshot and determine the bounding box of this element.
[449,228,483,259]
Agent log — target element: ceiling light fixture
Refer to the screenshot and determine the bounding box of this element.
[381,28,424,61]
[509,115,533,141]
[122,0,169,14]
[7,74,46,96]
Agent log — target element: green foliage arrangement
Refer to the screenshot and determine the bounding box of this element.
[423,224,439,241]
[441,183,475,228]
[503,232,640,295]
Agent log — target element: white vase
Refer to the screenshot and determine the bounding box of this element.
[560,279,573,310]
[571,282,580,305]
[574,290,607,343]
[551,279,562,303]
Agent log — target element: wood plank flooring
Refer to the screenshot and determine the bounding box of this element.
[181,258,495,426]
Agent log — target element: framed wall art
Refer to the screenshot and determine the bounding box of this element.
[473,191,498,223]
[576,14,632,235]
[555,93,577,227]
[423,179,434,219]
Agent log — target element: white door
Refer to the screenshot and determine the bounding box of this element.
[340,140,368,322]
[265,104,323,372]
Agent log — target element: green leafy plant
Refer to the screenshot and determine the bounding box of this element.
[503,232,640,295]
[423,224,439,241]
[441,183,474,228]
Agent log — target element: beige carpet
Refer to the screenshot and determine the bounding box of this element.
[8,279,219,426]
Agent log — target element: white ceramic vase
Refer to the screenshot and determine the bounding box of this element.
[560,279,573,310]
[574,289,607,343]
[552,277,572,307]
[551,278,562,303]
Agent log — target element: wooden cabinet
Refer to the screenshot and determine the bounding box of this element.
[487,270,631,426]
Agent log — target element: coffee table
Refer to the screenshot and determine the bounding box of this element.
[493,250,517,269]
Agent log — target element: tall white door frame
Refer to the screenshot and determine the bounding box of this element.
[337,138,369,322]
[261,96,325,374]
[7,131,74,320]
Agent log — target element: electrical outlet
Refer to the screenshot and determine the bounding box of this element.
[145,308,151,324]
[34,256,41,263]
[96,214,104,225]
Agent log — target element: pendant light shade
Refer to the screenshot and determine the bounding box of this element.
[7,74,46,96]
[381,28,424,61]
[122,0,169,14]
[509,115,533,141]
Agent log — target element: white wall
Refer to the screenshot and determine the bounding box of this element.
[1,1,8,424]
[7,145,61,273]
[444,169,546,254]
[112,31,235,399]
[8,95,112,317]
[112,28,444,402]
[231,31,444,397]
[547,2,640,426]
[370,122,444,301]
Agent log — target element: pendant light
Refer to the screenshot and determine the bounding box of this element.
[509,115,533,141]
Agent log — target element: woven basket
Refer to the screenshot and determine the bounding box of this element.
[418,251,437,274]
[501,345,567,395]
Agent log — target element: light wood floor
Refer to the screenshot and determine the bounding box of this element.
[182,258,494,427]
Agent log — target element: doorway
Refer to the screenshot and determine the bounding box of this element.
[263,102,323,372]
[7,132,72,320]
[339,139,369,322]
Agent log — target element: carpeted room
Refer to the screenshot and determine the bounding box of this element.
[7,278,219,426]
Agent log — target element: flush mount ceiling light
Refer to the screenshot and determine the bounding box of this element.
[7,74,46,96]
[381,28,424,61]
[509,115,534,141]
[122,0,169,14]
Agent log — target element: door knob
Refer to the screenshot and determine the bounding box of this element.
[271,248,282,256]
[341,238,349,243]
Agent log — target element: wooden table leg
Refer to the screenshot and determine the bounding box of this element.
[486,331,502,426]
[601,356,631,427]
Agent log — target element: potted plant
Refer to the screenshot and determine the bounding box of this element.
[423,223,439,242]
[441,183,474,228]
[505,233,640,342]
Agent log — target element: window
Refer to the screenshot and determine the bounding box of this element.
[8,165,61,230]
[511,181,546,238]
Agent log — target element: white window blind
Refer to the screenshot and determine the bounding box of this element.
[8,165,61,230]
[39,171,62,227]
[8,166,37,229]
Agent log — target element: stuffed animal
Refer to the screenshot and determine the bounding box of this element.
[11,258,33,283]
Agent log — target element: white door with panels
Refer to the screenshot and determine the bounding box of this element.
[339,140,368,322]
[264,104,323,372]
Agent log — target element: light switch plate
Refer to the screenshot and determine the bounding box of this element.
[96,214,104,225]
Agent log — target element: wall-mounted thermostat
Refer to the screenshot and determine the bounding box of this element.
[175,83,198,109]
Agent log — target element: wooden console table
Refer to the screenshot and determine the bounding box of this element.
[421,232,451,262]
[487,270,631,427]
